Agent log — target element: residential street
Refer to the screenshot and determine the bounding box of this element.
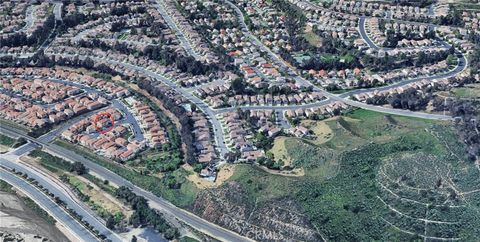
[0,125,253,242]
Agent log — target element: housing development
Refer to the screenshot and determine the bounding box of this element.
[0,0,479,241]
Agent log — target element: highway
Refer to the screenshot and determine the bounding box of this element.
[0,1,470,241]
[0,125,253,242]
[0,152,122,242]
[0,168,99,242]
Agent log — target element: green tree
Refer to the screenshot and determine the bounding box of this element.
[106,215,116,229]
[231,78,246,94]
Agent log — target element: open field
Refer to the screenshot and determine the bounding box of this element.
[21,153,131,221]
[52,139,198,208]
[67,175,130,219]
[301,119,333,145]
[185,164,235,189]
[227,109,480,241]
[303,26,322,48]
[450,83,480,99]
[269,136,292,166]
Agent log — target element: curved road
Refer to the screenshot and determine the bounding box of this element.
[0,125,253,242]
[358,16,379,49]
[223,0,461,121]
[0,153,123,242]
[0,168,99,242]
[48,53,230,157]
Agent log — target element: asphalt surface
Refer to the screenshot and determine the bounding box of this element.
[18,5,37,33]
[54,2,63,21]
[0,125,253,242]
[224,0,457,121]
[153,1,201,60]
[276,110,291,129]
[358,16,379,49]
[0,153,122,242]
[52,53,230,158]
[0,1,470,241]
[0,168,99,242]
[111,100,145,142]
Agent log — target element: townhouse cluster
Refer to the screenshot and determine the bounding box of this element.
[437,27,478,55]
[240,1,293,51]
[195,79,326,108]
[1,2,51,36]
[462,11,480,32]
[329,0,431,20]
[214,27,287,86]
[73,14,164,44]
[304,8,359,40]
[0,2,53,55]
[0,67,130,99]
[47,45,215,88]
[351,70,474,102]
[0,1,28,33]
[306,68,362,88]
[284,101,349,119]
[177,0,294,88]
[129,99,168,148]
[233,92,325,108]
[190,111,217,163]
[315,60,450,90]
[61,108,145,161]
[366,18,436,48]
[221,111,265,162]
[0,78,81,104]
[51,69,131,98]
[0,92,106,128]
[161,0,219,64]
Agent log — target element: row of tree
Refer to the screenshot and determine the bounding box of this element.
[0,15,55,48]
[137,77,196,164]
[365,88,432,111]
[115,186,179,240]
[361,47,453,72]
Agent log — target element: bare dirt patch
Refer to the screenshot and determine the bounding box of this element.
[269,136,292,166]
[20,155,131,218]
[184,164,235,189]
[0,144,10,153]
[256,165,305,177]
[0,192,69,242]
[301,119,334,145]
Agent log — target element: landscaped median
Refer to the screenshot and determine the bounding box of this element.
[27,149,183,241]
[52,139,198,208]
[0,166,107,240]
[0,134,27,153]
